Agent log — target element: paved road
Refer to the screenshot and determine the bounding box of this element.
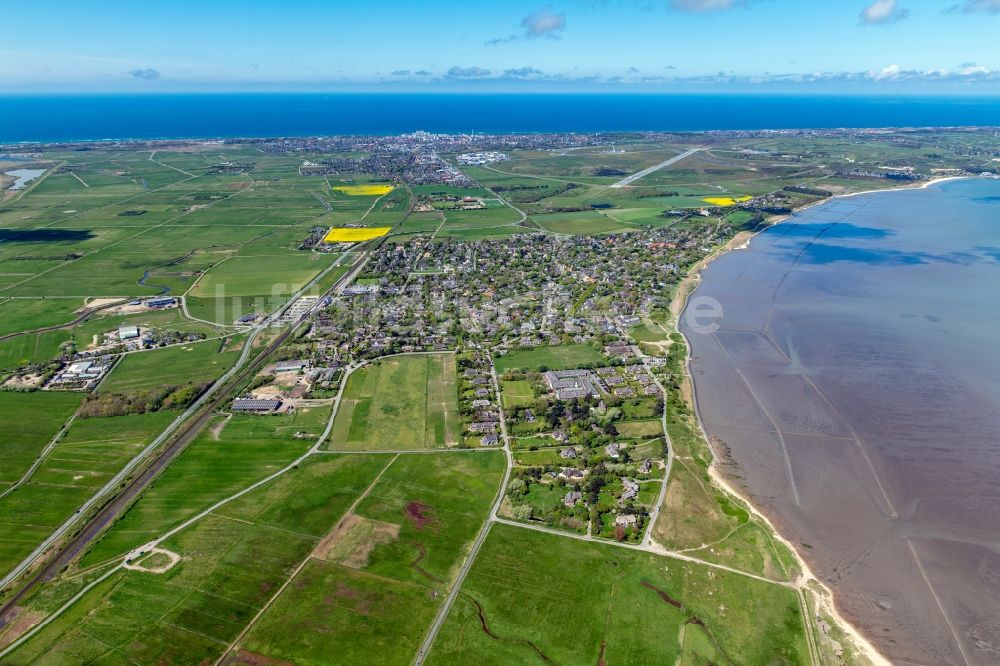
[609,148,703,189]
[629,342,674,548]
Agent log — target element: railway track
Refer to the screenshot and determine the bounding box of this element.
[0,251,368,626]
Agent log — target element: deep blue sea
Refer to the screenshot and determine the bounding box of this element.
[2,93,1000,142]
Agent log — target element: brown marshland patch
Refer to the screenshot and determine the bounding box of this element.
[313,513,401,569]
[0,608,44,649]
[221,649,293,666]
[404,501,435,529]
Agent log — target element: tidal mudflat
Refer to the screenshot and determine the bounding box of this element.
[682,178,1000,665]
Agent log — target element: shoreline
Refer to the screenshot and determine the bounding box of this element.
[666,177,973,665]
[669,175,971,322]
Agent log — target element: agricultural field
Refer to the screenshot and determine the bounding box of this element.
[0,328,72,370]
[531,211,633,236]
[324,226,391,243]
[425,524,809,665]
[0,145,407,329]
[0,451,505,665]
[0,298,83,337]
[331,184,395,196]
[329,353,460,450]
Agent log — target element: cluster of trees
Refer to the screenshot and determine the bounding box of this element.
[507,471,589,527]
[0,360,64,393]
[637,189,681,199]
[783,185,832,198]
[494,181,578,204]
[506,463,650,542]
[79,381,210,418]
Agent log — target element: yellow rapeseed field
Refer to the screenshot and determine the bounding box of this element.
[702,195,752,206]
[331,184,395,196]
[323,227,392,243]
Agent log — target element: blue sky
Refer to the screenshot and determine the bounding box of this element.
[4,0,1000,93]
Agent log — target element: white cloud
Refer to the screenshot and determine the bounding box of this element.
[521,8,567,37]
[488,7,566,45]
[860,0,909,24]
[875,64,902,79]
[502,67,546,79]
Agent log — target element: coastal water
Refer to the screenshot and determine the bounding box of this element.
[2,168,45,189]
[682,178,1000,664]
[2,93,1000,143]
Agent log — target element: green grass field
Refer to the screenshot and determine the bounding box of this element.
[237,451,505,665]
[78,410,327,567]
[189,254,334,298]
[0,147,406,325]
[99,338,241,395]
[494,343,606,373]
[426,524,809,665]
[615,418,664,439]
[238,558,437,665]
[532,211,633,235]
[329,353,459,450]
[3,454,393,665]
[0,411,175,580]
[500,380,534,409]
[2,452,494,661]
[0,328,72,370]
[0,391,81,486]
[0,298,83,337]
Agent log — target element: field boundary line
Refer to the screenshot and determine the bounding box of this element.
[413,360,513,665]
[149,151,195,177]
[493,517,795,588]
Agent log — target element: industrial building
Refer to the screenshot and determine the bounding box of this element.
[118,326,140,340]
[275,359,309,373]
[232,398,282,413]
